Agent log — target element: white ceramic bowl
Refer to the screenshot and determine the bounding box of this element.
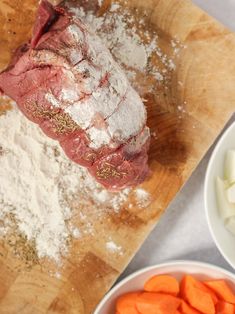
[94,260,235,313]
[205,121,235,269]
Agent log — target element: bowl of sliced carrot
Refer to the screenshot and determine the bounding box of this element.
[94,260,235,314]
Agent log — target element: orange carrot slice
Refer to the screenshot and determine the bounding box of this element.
[216,300,234,314]
[116,292,140,314]
[204,280,235,304]
[180,275,217,305]
[197,285,218,305]
[144,275,180,296]
[180,300,202,314]
[136,292,181,314]
[181,276,215,314]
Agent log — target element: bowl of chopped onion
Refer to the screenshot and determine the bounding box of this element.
[205,120,235,270]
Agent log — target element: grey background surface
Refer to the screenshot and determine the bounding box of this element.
[123,0,235,280]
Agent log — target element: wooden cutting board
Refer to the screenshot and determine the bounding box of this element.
[1,0,235,313]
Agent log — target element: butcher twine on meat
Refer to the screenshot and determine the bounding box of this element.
[0,0,150,190]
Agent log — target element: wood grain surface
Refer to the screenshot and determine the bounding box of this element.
[1,0,235,313]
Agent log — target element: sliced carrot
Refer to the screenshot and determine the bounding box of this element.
[116,292,140,314]
[216,300,234,314]
[144,274,180,296]
[136,292,181,314]
[204,280,235,304]
[180,300,202,314]
[181,275,215,314]
[197,285,218,305]
[180,275,218,305]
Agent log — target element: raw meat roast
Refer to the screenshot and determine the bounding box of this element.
[0,0,150,190]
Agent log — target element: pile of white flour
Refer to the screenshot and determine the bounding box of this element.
[0,104,150,262]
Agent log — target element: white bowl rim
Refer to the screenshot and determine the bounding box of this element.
[94,260,235,313]
[204,121,235,270]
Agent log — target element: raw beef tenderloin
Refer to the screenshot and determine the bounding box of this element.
[0,0,150,190]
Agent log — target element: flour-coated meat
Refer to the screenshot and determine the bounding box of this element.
[0,0,150,190]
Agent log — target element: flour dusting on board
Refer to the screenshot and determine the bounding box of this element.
[106,240,123,254]
[0,101,150,265]
[135,188,151,208]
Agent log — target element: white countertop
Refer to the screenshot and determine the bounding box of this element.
[123,0,235,280]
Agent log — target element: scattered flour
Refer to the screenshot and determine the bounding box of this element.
[109,3,120,12]
[135,188,151,207]
[71,227,81,239]
[106,240,123,254]
[55,271,62,279]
